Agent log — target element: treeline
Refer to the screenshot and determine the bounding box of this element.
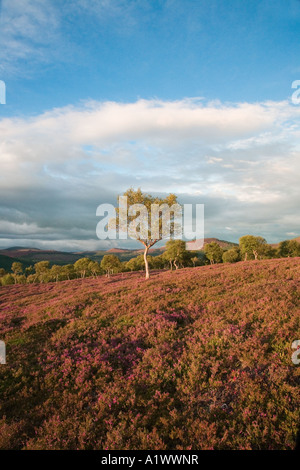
[0,240,199,285]
[206,235,300,263]
[0,236,299,286]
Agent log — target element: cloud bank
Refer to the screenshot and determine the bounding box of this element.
[1,97,300,250]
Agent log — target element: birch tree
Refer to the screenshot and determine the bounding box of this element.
[111,188,180,279]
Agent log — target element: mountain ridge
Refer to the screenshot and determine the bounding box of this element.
[0,235,298,268]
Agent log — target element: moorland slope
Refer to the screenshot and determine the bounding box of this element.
[0,258,299,449]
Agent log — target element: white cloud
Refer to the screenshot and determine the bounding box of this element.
[1,97,300,249]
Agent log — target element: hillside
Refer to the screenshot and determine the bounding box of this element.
[186,237,239,251]
[0,248,82,266]
[0,254,32,272]
[0,257,299,450]
[0,237,237,268]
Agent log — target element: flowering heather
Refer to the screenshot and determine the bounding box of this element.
[0,258,299,450]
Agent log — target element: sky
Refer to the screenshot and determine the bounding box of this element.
[0,0,300,251]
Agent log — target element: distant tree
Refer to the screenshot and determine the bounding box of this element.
[101,255,122,277]
[277,240,300,258]
[0,268,6,277]
[151,254,165,270]
[88,260,102,278]
[112,188,179,279]
[259,244,277,259]
[191,256,198,267]
[11,262,23,283]
[222,248,241,264]
[204,242,223,264]
[120,261,129,272]
[125,257,140,272]
[50,265,62,283]
[74,258,91,279]
[25,266,34,276]
[277,240,289,258]
[286,240,300,257]
[1,274,14,286]
[61,264,75,281]
[239,235,267,261]
[26,274,37,284]
[34,261,50,283]
[189,253,207,267]
[164,240,191,270]
[14,275,26,285]
[134,254,154,270]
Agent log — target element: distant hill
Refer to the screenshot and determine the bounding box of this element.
[0,248,82,266]
[186,237,238,251]
[0,253,32,271]
[2,236,281,269]
[0,246,166,266]
[106,248,132,253]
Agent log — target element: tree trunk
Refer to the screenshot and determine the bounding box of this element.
[144,245,150,279]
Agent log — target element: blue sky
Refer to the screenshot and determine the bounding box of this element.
[2,0,300,113]
[0,0,300,250]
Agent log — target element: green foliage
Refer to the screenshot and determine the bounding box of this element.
[10,262,24,284]
[34,261,50,283]
[25,266,34,275]
[50,265,62,282]
[0,234,299,287]
[259,244,277,259]
[239,236,267,260]
[14,275,26,285]
[125,257,140,272]
[0,268,6,277]
[61,264,75,280]
[34,261,50,273]
[88,261,102,277]
[151,254,165,269]
[277,240,300,258]
[164,239,192,269]
[11,262,23,275]
[114,187,178,243]
[101,255,122,275]
[74,258,91,279]
[1,273,14,285]
[26,274,37,284]
[204,242,224,264]
[113,188,179,279]
[222,248,241,263]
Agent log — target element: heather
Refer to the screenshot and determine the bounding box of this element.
[0,258,299,450]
